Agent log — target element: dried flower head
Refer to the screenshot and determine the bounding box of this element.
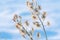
[20,30,26,36]
[38,5,41,10]
[16,23,19,28]
[37,32,40,38]
[26,1,33,10]
[30,5,33,9]
[47,21,50,26]
[26,1,29,6]
[30,36,33,40]
[13,14,18,22]
[14,14,18,19]
[42,12,47,21]
[43,12,46,15]
[25,20,29,26]
[30,37,33,40]
[34,8,38,12]
[31,14,38,20]
[29,3,33,7]
[16,23,22,29]
[33,8,40,15]
[33,22,40,27]
[19,16,22,19]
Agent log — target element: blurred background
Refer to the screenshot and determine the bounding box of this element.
[0,0,60,40]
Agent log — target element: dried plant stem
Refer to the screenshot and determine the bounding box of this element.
[21,25,33,40]
[37,14,48,40]
[22,25,30,36]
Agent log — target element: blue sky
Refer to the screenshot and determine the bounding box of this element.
[0,0,60,40]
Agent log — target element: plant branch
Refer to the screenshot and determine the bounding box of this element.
[37,14,48,40]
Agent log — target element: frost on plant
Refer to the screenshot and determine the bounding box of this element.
[13,0,50,40]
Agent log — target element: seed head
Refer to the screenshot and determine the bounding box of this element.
[37,32,40,38]
[19,16,22,19]
[42,12,47,21]
[33,22,40,27]
[25,20,29,26]
[47,21,50,26]
[26,1,33,10]
[20,30,26,36]
[34,8,38,12]
[13,14,18,22]
[26,1,29,6]
[16,23,22,29]
[32,15,38,20]
[30,36,33,40]
[38,5,41,10]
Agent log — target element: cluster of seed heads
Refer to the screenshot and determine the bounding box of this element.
[13,0,50,40]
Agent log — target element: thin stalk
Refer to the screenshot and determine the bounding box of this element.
[37,14,48,40]
[22,25,31,36]
[19,19,30,36]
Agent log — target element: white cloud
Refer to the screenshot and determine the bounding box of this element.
[47,29,60,40]
[0,28,19,34]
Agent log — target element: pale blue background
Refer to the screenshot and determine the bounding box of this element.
[0,0,60,40]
